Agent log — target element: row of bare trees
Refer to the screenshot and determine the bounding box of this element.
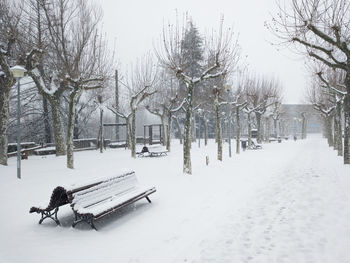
[1,1,284,174]
[149,17,283,174]
[269,0,350,164]
[0,0,112,168]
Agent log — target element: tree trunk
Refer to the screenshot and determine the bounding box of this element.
[203,115,208,146]
[126,118,131,149]
[273,118,278,138]
[301,113,307,139]
[236,107,240,154]
[131,110,136,158]
[115,70,120,142]
[336,102,343,156]
[67,91,80,169]
[333,113,338,151]
[191,112,196,143]
[174,116,183,144]
[344,94,350,164]
[266,117,271,143]
[256,112,262,144]
[73,114,79,139]
[214,94,222,161]
[326,116,334,147]
[161,115,167,147]
[183,84,193,174]
[51,97,66,156]
[166,114,172,151]
[0,86,10,166]
[42,96,52,143]
[343,71,350,164]
[247,113,252,148]
[100,108,104,153]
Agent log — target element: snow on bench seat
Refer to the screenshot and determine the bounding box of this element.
[70,171,156,230]
[71,174,154,217]
[29,170,156,229]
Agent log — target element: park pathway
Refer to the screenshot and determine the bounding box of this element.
[188,137,350,263]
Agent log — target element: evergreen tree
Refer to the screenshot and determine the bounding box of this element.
[181,20,204,78]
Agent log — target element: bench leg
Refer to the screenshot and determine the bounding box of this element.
[72,212,97,231]
[38,207,60,226]
[146,196,152,203]
[90,219,97,231]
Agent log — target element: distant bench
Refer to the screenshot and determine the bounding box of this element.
[29,171,156,230]
[136,146,168,157]
[250,140,262,150]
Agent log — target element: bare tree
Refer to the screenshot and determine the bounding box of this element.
[271,102,282,139]
[110,56,157,158]
[270,0,350,163]
[234,95,246,154]
[21,0,74,156]
[108,106,132,149]
[156,17,239,174]
[35,0,110,168]
[147,88,184,151]
[300,112,307,139]
[316,69,346,156]
[0,0,20,165]
[245,76,282,144]
[308,80,336,147]
[212,86,225,161]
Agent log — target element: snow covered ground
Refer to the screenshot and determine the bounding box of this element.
[1,135,350,263]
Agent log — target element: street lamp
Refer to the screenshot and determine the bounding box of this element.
[10,65,26,179]
[225,85,232,158]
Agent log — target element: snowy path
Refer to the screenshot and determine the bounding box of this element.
[187,137,350,263]
[1,136,350,263]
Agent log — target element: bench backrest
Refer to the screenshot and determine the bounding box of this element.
[70,171,139,211]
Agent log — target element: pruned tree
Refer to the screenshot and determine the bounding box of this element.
[20,0,53,144]
[110,55,157,158]
[33,0,110,168]
[0,0,19,165]
[156,17,240,174]
[21,0,72,157]
[146,81,185,151]
[197,108,210,146]
[269,0,350,163]
[308,80,336,147]
[271,102,282,139]
[233,94,246,154]
[212,86,226,161]
[245,76,282,144]
[316,69,346,156]
[108,105,132,149]
[300,112,307,139]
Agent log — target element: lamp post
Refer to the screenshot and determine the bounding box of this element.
[226,85,232,158]
[10,65,26,179]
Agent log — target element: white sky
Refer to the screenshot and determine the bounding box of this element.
[98,0,309,104]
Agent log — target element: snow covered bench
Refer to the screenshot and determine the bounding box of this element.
[29,171,156,230]
[249,140,262,150]
[70,172,156,230]
[136,146,168,157]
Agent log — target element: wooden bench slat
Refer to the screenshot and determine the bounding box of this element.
[94,188,156,220]
[74,186,155,216]
[71,174,139,208]
[30,170,156,230]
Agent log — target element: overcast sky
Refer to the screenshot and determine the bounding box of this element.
[98,0,309,104]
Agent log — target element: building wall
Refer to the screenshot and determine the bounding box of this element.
[280,104,322,135]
